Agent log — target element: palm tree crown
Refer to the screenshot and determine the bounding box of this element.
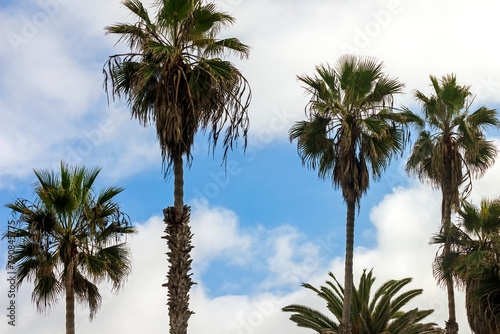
[104,0,251,176]
[4,162,135,334]
[290,55,406,205]
[406,74,498,207]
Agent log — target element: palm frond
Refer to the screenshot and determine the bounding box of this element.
[283,271,437,334]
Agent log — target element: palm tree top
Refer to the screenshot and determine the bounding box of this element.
[104,0,251,175]
[106,0,249,57]
[298,56,404,116]
[405,74,499,202]
[290,55,408,204]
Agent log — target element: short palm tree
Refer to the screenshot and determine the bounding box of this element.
[405,74,499,334]
[289,55,407,334]
[432,198,500,334]
[3,162,135,334]
[104,1,250,333]
[283,270,442,334]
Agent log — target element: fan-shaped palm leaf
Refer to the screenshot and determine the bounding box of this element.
[283,270,441,334]
[3,162,135,334]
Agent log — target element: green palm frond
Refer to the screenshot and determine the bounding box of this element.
[32,269,63,312]
[283,270,439,334]
[96,243,132,290]
[283,304,338,333]
[192,3,235,36]
[74,271,102,320]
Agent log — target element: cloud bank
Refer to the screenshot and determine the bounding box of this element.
[1,180,479,333]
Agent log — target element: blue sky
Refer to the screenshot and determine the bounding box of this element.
[1,0,500,333]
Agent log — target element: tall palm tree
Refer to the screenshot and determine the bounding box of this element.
[283,270,442,334]
[289,55,407,334]
[432,198,500,333]
[104,1,250,333]
[405,74,499,334]
[3,162,135,334]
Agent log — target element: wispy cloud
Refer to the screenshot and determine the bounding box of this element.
[2,0,499,187]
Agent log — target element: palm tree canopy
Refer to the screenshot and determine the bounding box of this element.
[282,270,441,334]
[405,74,499,207]
[4,162,135,319]
[431,199,500,333]
[104,0,251,175]
[289,55,407,205]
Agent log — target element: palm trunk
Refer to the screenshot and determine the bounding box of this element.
[163,153,194,334]
[163,206,194,334]
[442,161,458,334]
[65,268,75,334]
[339,199,355,334]
[173,154,184,218]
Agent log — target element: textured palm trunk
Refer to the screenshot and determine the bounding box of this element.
[339,199,355,334]
[442,160,458,334]
[173,154,184,217]
[163,153,194,334]
[65,268,75,334]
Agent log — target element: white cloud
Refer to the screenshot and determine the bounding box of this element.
[190,199,253,270]
[260,224,323,289]
[0,182,479,334]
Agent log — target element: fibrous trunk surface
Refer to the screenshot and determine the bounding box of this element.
[163,205,194,334]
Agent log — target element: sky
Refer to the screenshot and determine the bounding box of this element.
[1,0,500,333]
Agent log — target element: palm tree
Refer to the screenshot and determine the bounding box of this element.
[405,74,499,334]
[283,270,442,334]
[432,199,500,333]
[104,1,250,333]
[3,162,135,334]
[289,55,407,334]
